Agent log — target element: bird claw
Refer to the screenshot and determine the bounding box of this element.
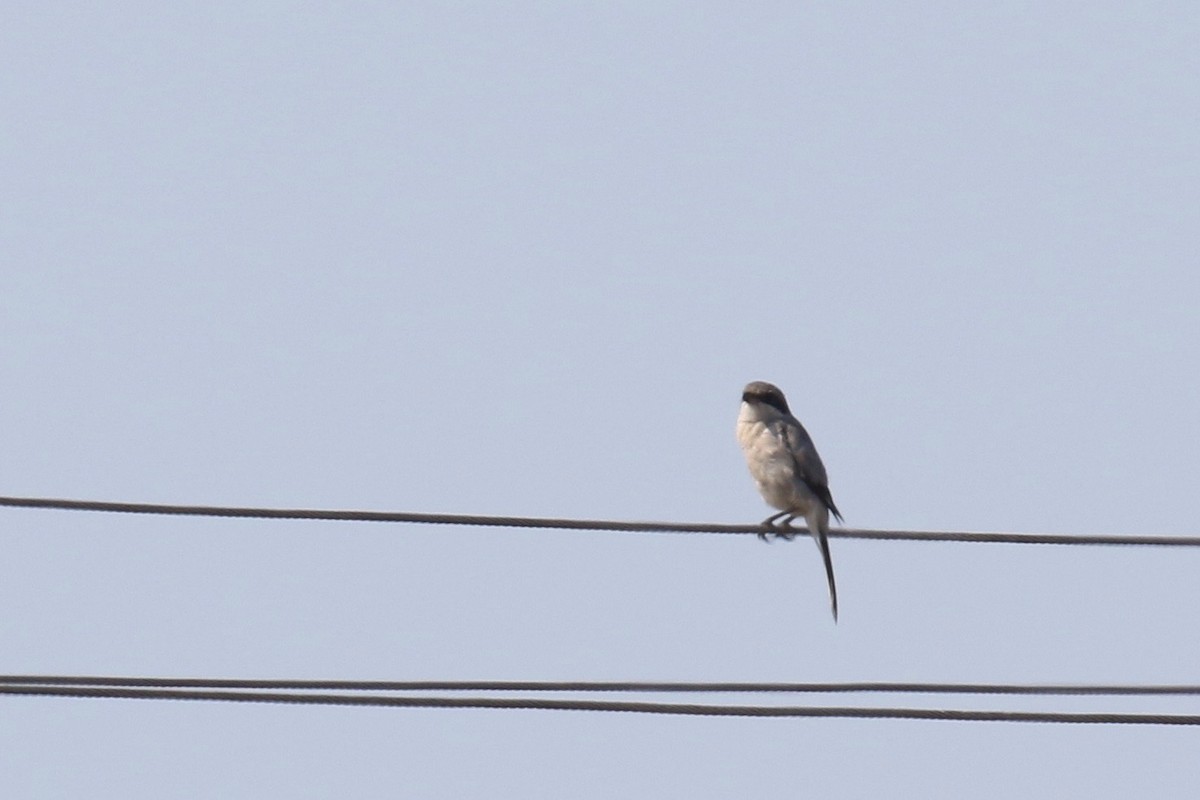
[758,516,798,542]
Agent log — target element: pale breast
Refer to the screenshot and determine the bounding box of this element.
[737,417,813,513]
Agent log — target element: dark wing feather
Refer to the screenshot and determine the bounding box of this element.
[779,420,843,522]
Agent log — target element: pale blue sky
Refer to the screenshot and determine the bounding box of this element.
[2,2,1199,797]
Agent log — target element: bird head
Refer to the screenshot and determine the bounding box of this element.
[741,381,790,415]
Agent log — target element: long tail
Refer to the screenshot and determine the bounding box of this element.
[810,521,838,622]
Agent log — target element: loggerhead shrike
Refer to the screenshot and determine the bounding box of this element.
[737,381,843,621]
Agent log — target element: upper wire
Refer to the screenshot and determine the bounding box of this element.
[1,495,1196,547]
[4,675,1200,696]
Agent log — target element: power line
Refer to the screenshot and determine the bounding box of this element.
[4,675,1200,696]
[1,684,1197,725]
[1,495,1196,547]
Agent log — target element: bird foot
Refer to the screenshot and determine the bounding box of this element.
[757,516,798,542]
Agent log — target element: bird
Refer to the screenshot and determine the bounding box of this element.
[736,380,843,620]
